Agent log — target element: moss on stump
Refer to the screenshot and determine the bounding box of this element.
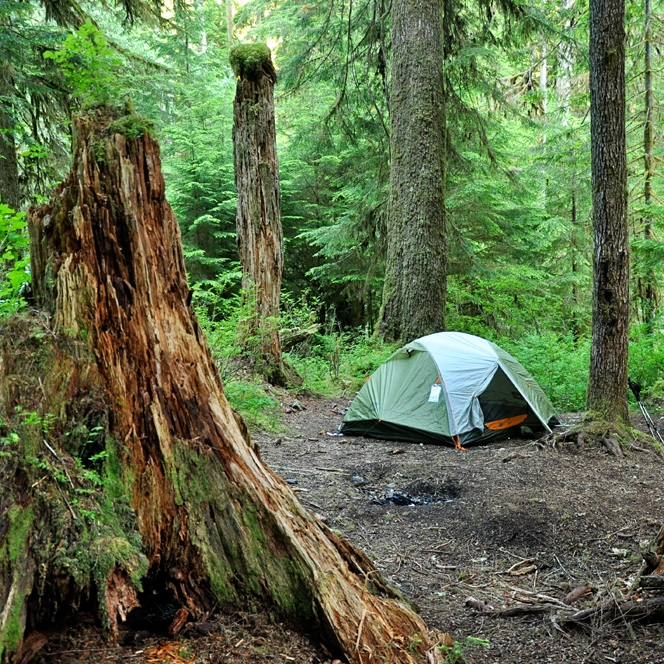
[229,43,277,83]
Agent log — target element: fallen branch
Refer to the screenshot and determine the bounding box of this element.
[639,576,664,590]
[558,596,664,624]
[465,597,550,617]
[498,558,537,576]
[467,590,664,625]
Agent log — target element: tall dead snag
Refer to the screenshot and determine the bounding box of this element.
[0,108,445,663]
[587,0,629,422]
[230,44,291,386]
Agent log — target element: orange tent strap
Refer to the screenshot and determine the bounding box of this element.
[453,435,467,451]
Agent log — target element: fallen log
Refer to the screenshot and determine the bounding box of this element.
[280,324,321,351]
[468,591,664,625]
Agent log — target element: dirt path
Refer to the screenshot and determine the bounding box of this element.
[256,397,664,664]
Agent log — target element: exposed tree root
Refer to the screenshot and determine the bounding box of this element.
[536,412,661,458]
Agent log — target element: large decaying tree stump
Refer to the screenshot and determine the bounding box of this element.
[230,44,290,386]
[0,109,445,663]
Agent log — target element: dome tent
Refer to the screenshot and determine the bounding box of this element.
[341,332,558,446]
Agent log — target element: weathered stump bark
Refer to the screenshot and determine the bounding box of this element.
[0,109,445,663]
[230,44,291,386]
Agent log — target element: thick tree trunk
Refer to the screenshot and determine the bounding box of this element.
[0,70,19,210]
[379,0,447,343]
[586,0,629,422]
[231,44,290,386]
[0,109,444,664]
[638,0,659,324]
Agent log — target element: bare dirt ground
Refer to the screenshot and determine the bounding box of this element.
[37,397,664,664]
[256,397,664,664]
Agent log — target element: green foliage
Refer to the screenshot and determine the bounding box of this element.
[9,0,664,422]
[224,379,283,432]
[290,333,397,396]
[628,323,664,406]
[107,113,154,141]
[498,333,590,412]
[0,203,30,317]
[44,19,122,107]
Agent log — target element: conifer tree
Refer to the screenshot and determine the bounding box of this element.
[379,0,447,343]
[587,0,630,421]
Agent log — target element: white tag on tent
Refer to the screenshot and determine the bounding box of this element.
[428,384,441,403]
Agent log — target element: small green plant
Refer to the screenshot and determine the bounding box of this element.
[224,379,283,432]
[439,636,490,664]
[406,633,423,653]
[44,19,122,107]
[107,114,155,141]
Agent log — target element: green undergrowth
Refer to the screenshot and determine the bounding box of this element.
[198,292,664,428]
[196,294,397,430]
[224,379,284,432]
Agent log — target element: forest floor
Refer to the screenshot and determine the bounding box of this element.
[37,397,664,664]
[257,397,664,664]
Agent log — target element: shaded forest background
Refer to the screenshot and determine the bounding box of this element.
[2,0,664,421]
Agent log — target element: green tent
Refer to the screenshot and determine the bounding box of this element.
[341,332,558,446]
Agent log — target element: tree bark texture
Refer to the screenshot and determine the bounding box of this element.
[587,0,629,422]
[231,46,288,385]
[0,109,445,663]
[379,0,447,343]
[0,70,19,210]
[637,0,660,324]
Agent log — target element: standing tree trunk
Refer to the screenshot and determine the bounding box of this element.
[586,0,629,421]
[230,44,290,386]
[557,0,575,126]
[0,109,444,664]
[379,0,447,343]
[226,0,235,47]
[0,70,19,210]
[638,0,660,324]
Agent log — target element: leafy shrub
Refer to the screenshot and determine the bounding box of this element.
[0,203,30,318]
[44,20,122,107]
